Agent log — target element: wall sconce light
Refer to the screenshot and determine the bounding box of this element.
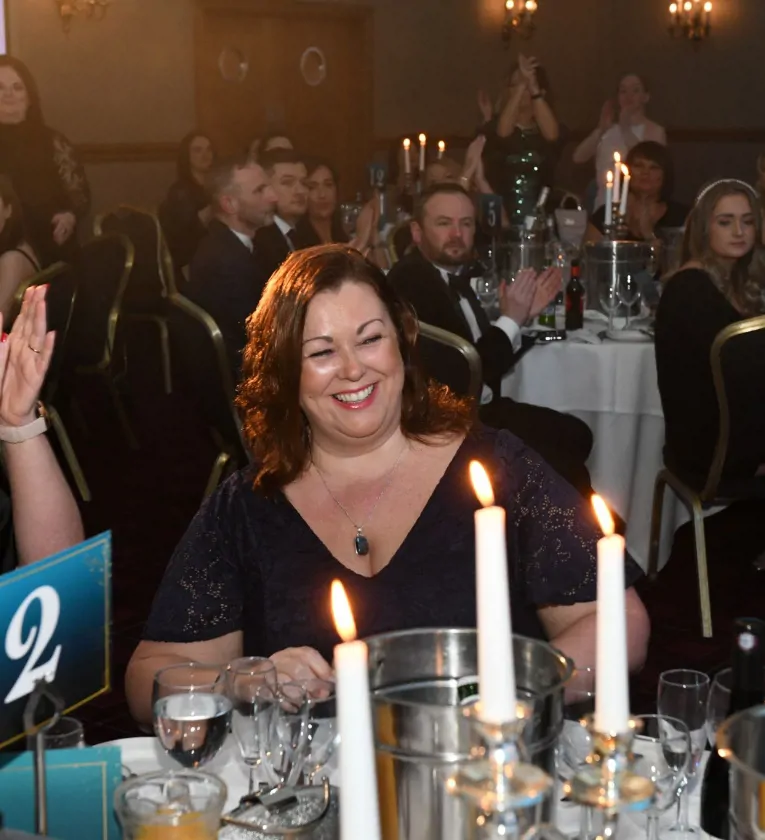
[56,0,111,32]
[668,0,712,43]
[502,0,538,45]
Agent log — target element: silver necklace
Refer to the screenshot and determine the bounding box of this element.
[313,444,409,557]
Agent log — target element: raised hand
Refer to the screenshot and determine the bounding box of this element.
[462,135,487,184]
[499,267,536,326]
[477,89,493,123]
[529,267,563,319]
[0,285,55,427]
[518,54,541,91]
[51,211,76,246]
[599,99,615,132]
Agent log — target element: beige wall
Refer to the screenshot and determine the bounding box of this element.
[7,0,764,213]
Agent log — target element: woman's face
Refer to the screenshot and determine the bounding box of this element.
[188,136,213,174]
[0,67,29,125]
[306,166,338,221]
[618,75,648,116]
[630,156,664,200]
[708,193,757,262]
[300,280,405,452]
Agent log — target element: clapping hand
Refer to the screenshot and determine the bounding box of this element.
[529,267,562,319]
[499,267,536,326]
[477,89,493,123]
[518,54,541,93]
[599,99,616,133]
[0,285,54,428]
[462,135,487,186]
[51,211,76,246]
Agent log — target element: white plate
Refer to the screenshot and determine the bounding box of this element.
[604,329,652,343]
[102,736,249,811]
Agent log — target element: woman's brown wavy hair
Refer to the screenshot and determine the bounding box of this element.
[237,244,475,494]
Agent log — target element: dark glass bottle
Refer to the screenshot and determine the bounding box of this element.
[565,259,585,331]
[700,618,765,840]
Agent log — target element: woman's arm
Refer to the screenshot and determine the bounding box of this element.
[538,588,650,675]
[496,84,526,139]
[51,131,91,219]
[532,97,560,143]
[126,633,244,727]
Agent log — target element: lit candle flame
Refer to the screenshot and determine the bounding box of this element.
[703,1,712,10]
[607,171,614,186]
[403,138,411,151]
[438,140,446,153]
[331,580,357,642]
[470,461,495,508]
[614,151,621,165]
[418,133,427,145]
[506,0,514,8]
[683,1,692,9]
[592,494,615,537]
[669,2,677,11]
[621,163,629,177]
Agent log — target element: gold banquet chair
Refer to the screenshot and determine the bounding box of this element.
[647,315,765,638]
[416,321,482,402]
[94,205,177,394]
[168,294,250,500]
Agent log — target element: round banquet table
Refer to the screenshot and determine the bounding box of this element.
[501,326,685,572]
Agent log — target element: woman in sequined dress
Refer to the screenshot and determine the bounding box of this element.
[125,244,649,726]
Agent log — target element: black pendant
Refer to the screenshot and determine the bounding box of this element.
[354,532,370,556]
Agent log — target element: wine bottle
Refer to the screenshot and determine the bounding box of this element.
[700,617,765,840]
[566,259,585,331]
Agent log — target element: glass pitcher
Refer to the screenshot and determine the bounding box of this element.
[115,770,227,839]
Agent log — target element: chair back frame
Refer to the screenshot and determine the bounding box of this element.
[417,320,482,402]
[705,313,765,500]
[8,262,69,324]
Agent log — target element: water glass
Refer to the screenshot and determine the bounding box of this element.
[630,714,691,840]
[706,668,732,746]
[226,656,278,794]
[42,716,85,750]
[597,273,620,331]
[618,273,642,330]
[293,678,339,785]
[657,670,710,839]
[152,662,231,769]
[475,274,499,311]
[260,682,309,788]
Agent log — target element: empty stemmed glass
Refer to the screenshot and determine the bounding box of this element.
[618,272,642,330]
[598,273,620,332]
[706,668,732,747]
[226,656,278,794]
[260,682,310,789]
[152,662,231,769]
[630,714,692,840]
[293,678,339,785]
[657,669,710,839]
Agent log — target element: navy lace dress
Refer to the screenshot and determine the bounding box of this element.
[143,426,642,662]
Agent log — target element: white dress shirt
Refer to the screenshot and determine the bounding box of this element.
[274,215,296,251]
[229,228,253,252]
[433,264,522,405]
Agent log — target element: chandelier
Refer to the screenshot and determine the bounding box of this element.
[56,0,111,32]
[668,0,712,42]
[502,0,538,44]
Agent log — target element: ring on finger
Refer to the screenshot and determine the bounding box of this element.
[28,344,42,354]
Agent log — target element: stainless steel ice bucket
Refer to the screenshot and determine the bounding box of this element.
[583,240,654,315]
[500,227,548,278]
[366,628,573,840]
[717,704,765,840]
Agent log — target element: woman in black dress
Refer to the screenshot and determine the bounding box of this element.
[0,175,40,319]
[587,141,689,242]
[158,131,215,269]
[125,244,649,725]
[655,179,765,484]
[0,57,89,267]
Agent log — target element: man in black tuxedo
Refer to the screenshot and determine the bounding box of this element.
[187,156,276,375]
[254,149,309,279]
[388,182,593,494]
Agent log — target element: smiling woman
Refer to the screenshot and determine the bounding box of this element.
[124,243,649,729]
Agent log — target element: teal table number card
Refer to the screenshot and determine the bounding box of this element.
[0,746,122,839]
[0,533,111,749]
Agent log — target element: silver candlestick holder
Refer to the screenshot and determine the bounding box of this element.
[563,715,655,840]
[446,701,554,840]
[603,212,628,242]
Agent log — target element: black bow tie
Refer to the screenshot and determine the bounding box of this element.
[448,273,474,298]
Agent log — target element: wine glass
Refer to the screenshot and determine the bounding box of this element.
[597,272,620,331]
[657,669,710,839]
[618,272,642,330]
[475,274,499,312]
[706,668,732,747]
[293,678,339,785]
[260,682,310,789]
[226,656,278,794]
[152,662,231,769]
[630,714,691,840]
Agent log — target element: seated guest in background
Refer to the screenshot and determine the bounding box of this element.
[0,175,40,319]
[387,183,593,495]
[254,149,308,278]
[295,157,384,263]
[482,54,562,225]
[573,73,666,210]
[125,244,649,724]
[187,157,276,375]
[0,285,84,571]
[655,179,765,485]
[247,132,294,163]
[586,142,689,242]
[0,57,90,267]
[158,131,216,270]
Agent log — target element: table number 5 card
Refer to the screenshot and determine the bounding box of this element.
[0,533,111,749]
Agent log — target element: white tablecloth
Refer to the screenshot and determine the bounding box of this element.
[501,328,685,571]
